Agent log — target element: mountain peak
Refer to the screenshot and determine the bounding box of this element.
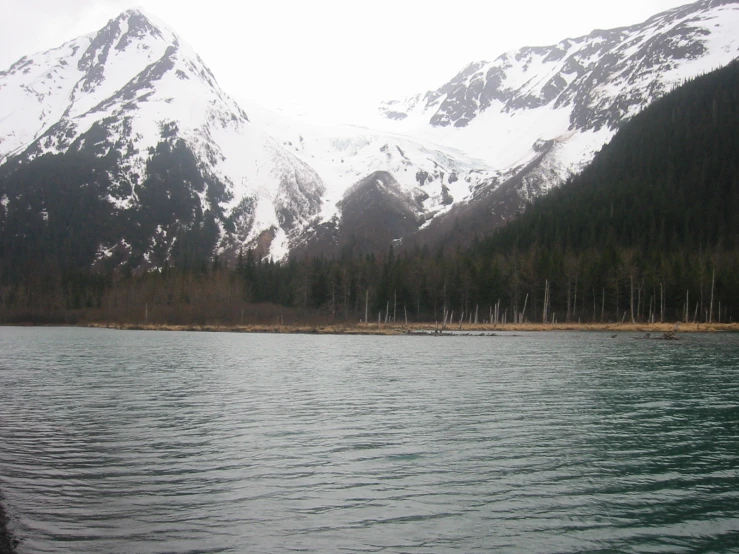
[121,7,151,18]
[115,8,172,41]
[77,8,176,74]
[120,9,163,31]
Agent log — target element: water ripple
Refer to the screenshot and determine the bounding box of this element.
[0,329,738,553]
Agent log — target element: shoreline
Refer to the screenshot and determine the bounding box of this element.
[76,322,739,335]
[0,500,14,554]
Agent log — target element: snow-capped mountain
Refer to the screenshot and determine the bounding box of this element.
[0,9,325,266]
[374,0,739,243]
[1,0,738,270]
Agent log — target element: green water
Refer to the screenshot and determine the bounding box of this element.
[0,328,737,553]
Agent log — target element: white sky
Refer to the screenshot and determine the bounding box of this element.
[0,0,694,119]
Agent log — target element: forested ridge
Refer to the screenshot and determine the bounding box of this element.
[0,130,228,283]
[1,61,738,326]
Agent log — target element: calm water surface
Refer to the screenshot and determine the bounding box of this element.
[0,328,738,553]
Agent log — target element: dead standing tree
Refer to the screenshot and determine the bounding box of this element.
[563,253,580,323]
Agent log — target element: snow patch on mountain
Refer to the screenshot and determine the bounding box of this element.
[244,103,501,227]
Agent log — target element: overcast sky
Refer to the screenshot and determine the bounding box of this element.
[0,0,693,118]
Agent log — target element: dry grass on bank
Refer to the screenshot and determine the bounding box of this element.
[83,321,739,335]
[85,322,403,335]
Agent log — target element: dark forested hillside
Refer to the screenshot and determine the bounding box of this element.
[483,60,739,255]
[459,60,739,324]
[0,133,228,284]
[1,62,738,326]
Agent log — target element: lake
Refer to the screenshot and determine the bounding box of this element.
[0,327,738,553]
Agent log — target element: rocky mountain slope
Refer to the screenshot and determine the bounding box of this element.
[382,0,738,136]
[243,105,507,255]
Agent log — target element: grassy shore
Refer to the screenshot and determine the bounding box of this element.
[83,321,739,335]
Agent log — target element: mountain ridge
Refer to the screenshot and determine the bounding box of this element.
[380,0,738,132]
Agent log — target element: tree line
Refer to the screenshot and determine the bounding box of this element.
[1,242,736,326]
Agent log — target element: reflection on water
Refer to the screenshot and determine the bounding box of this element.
[0,328,738,553]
